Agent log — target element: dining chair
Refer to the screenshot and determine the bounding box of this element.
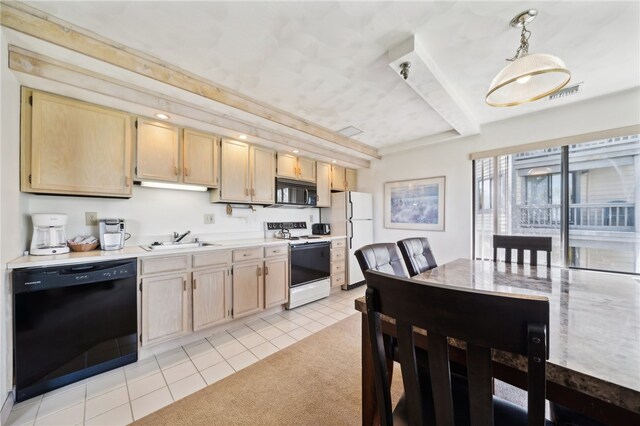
[397,237,438,277]
[364,269,550,426]
[493,235,552,266]
[354,243,406,278]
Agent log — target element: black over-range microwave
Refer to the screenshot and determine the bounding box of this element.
[274,178,317,207]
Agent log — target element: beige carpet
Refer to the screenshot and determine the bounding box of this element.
[135,314,402,425]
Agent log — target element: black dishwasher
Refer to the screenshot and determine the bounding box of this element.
[13,259,138,402]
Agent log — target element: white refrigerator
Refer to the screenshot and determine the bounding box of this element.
[329,191,373,289]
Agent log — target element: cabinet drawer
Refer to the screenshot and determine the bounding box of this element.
[192,250,231,268]
[140,255,188,275]
[264,245,288,258]
[331,249,345,261]
[331,261,346,275]
[332,239,347,249]
[332,273,346,288]
[233,247,262,262]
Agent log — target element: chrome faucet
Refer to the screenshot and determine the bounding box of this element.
[173,230,191,243]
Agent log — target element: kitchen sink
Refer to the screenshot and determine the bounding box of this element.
[140,242,221,251]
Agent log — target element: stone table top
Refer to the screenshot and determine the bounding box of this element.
[354,258,640,415]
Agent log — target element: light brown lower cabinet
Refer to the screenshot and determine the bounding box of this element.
[264,257,289,308]
[141,272,190,346]
[232,261,264,319]
[192,266,230,331]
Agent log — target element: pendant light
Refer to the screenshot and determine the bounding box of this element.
[486,9,571,107]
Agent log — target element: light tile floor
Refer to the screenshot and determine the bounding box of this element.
[7,287,366,426]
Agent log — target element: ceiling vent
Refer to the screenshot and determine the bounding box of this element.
[337,125,363,137]
[548,83,582,101]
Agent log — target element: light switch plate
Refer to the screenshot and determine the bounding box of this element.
[85,212,98,226]
[204,214,215,224]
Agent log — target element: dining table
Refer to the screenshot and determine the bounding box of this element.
[355,258,640,425]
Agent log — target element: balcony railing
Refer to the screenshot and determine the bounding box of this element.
[518,203,635,231]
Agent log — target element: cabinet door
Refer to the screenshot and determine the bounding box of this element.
[264,257,289,308]
[183,129,219,187]
[251,146,275,204]
[297,157,316,182]
[192,267,229,331]
[136,119,180,182]
[276,153,298,179]
[316,162,332,207]
[26,91,132,197]
[141,273,189,346]
[219,139,250,202]
[232,262,264,319]
[331,165,346,190]
[345,168,357,191]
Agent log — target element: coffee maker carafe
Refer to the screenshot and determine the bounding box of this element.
[30,214,70,255]
[99,219,126,250]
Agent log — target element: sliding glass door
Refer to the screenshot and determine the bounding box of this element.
[474,133,639,273]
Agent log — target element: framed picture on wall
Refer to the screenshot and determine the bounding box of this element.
[384,176,445,231]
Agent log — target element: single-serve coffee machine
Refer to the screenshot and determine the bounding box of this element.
[30,214,70,255]
[99,219,126,250]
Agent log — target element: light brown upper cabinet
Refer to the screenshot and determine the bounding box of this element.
[136,122,220,187]
[316,162,332,207]
[211,139,275,204]
[183,129,220,187]
[136,118,180,182]
[276,153,316,183]
[345,168,358,191]
[21,88,133,197]
[331,165,346,191]
[250,146,276,204]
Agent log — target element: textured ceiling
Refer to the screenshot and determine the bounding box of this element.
[21,1,640,149]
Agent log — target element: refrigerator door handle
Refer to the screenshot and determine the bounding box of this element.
[348,221,354,249]
[348,196,354,220]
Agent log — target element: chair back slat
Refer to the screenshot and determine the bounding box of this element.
[396,321,425,426]
[365,270,550,426]
[493,235,552,267]
[466,343,494,426]
[527,323,548,426]
[365,288,394,426]
[427,333,455,426]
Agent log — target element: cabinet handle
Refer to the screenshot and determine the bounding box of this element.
[183,280,187,291]
[251,188,255,196]
[125,176,131,187]
[184,166,189,177]
[265,266,269,275]
[245,188,249,196]
[174,165,179,175]
[257,267,262,277]
[193,279,197,290]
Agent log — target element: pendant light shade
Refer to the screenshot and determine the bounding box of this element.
[485,53,571,107]
[486,9,571,107]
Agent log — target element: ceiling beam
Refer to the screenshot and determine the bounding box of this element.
[8,45,370,168]
[1,1,380,160]
[388,35,480,137]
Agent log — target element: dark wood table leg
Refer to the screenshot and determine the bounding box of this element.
[362,312,376,426]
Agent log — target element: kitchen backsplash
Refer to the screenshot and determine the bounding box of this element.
[25,186,320,246]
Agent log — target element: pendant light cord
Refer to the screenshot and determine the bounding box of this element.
[507,24,531,61]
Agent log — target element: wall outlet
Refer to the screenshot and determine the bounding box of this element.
[85,212,98,226]
[204,214,215,224]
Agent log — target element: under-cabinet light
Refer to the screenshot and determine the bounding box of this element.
[140,181,207,192]
[238,134,248,140]
[332,160,337,163]
[155,113,170,120]
[292,150,299,153]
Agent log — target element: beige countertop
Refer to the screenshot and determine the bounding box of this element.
[7,235,346,269]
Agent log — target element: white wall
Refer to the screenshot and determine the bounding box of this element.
[358,88,640,265]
